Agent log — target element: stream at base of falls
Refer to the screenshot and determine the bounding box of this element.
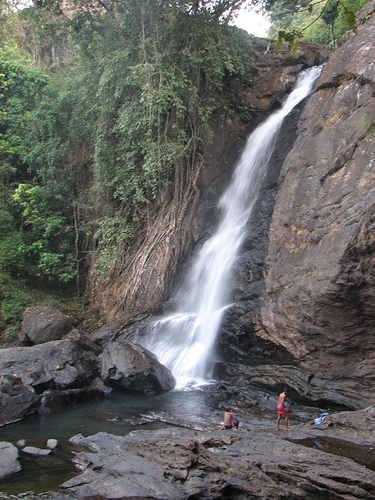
[0,387,224,499]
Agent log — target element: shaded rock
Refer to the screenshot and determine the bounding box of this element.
[0,375,40,427]
[255,10,375,399]
[0,339,101,426]
[39,386,104,414]
[0,441,21,480]
[308,404,375,443]
[0,339,99,394]
[99,341,176,393]
[213,360,375,410]
[22,305,73,345]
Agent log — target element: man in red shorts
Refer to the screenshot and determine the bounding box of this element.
[277,388,291,431]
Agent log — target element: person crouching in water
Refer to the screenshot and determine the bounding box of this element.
[221,408,239,430]
[277,388,291,431]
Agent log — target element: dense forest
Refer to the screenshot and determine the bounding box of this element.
[0,0,368,342]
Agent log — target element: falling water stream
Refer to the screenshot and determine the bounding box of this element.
[133,65,323,388]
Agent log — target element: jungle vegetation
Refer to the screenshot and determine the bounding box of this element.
[0,0,368,341]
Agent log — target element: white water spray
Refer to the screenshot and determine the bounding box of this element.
[134,66,323,388]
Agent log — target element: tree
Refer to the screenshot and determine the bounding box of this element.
[266,0,366,49]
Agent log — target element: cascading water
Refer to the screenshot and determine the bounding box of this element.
[134,66,323,388]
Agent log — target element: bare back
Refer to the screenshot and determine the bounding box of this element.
[279,392,286,405]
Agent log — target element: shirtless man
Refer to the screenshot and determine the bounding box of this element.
[276,388,291,431]
[221,408,239,430]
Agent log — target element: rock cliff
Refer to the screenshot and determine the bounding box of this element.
[217,2,375,409]
[92,3,375,410]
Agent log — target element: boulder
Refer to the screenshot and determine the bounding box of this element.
[99,341,176,393]
[46,439,58,449]
[0,375,40,426]
[0,339,99,393]
[0,441,21,480]
[22,305,73,344]
[0,339,102,425]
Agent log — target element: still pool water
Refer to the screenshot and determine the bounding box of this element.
[0,387,221,499]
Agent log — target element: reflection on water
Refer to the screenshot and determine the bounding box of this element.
[0,388,218,498]
[290,437,375,471]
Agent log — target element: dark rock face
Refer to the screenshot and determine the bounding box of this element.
[260,17,375,370]
[257,9,375,393]
[0,338,101,425]
[0,375,39,426]
[214,6,375,408]
[99,341,176,393]
[22,305,73,344]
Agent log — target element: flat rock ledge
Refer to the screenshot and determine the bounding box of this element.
[62,405,375,499]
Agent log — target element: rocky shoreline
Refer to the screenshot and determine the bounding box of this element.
[1,376,375,498]
[59,398,375,499]
[1,308,375,499]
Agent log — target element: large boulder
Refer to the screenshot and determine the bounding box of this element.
[0,339,99,393]
[22,305,73,344]
[0,339,101,425]
[99,341,176,393]
[0,441,21,480]
[0,375,39,426]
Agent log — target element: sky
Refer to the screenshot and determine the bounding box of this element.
[231,5,271,37]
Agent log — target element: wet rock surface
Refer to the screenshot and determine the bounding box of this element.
[0,339,98,393]
[61,391,375,500]
[0,375,40,426]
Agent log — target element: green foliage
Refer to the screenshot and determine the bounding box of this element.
[0,55,49,184]
[85,3,255,208]
[269,0,368,48]
[0,269,35,342]
[89,215,136,282]
[12,183,77,282]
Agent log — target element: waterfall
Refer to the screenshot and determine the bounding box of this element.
[133,66,323,389]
